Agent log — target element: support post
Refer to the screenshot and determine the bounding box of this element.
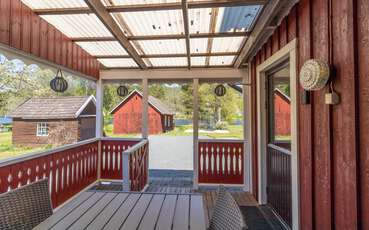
[96,78,104,138]
[193,78,199,189]
[96,78,104,179]
[122,152,130,191]
[142,78,149,139]
[243,68,252,191]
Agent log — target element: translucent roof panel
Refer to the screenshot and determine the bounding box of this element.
[216,5,263,32]
[110,0,179,5]
[21,0,87,9]
[98,58,138,68]
[188,8,212,34]
[41,14,112,38]
[191,57,206,66]
[116,10,184,36]
[211,37,244,53]
[209,56,235,66]
[148,57,187,67]
[76,42,128,56]
[190,38,208,54]
[137,39,186,55]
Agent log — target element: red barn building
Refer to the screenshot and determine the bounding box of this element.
[274,89,291,136]
[111,90,175,135]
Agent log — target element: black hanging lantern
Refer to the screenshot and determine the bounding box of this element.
[117,85,129,97]
[50,69,68,93]
[214,84,226,97]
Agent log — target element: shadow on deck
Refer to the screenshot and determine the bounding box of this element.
[91,169,287,230]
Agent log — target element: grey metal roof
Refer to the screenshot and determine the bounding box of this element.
[111,90,175,115]
[10,96,96,119]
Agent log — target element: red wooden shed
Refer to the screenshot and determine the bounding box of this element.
[110,90,175,135]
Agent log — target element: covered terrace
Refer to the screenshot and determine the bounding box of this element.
[1,0,368,229]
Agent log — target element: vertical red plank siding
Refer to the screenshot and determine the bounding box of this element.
[21,5,31,53]
[72,43,78,70]
[54,31,62,65]
[0,0,99,79]
[30,14,40,57]
[67,41,73,69]
[47,25,55,62]
[10,0,22,50]
[249,0,366,228]
[331,0,358,228]
[272,30,280,54]
[311,0,332,229]
[0,0,11,45]
[296,0,314,229]
[358,1,369,229]
[39,19,48,60]
[279,19,288,48]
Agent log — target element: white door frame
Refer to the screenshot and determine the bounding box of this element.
[256,39,299,229]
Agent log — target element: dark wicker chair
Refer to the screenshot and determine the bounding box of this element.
[0,179,53,230]
[209,186,247,230]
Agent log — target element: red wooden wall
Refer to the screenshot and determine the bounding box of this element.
[112,92,170,135]
[0,0,99,79]
[249,0,368,228]
[274,91,291,136]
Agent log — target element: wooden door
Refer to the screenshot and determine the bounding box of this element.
[266,63,292,227]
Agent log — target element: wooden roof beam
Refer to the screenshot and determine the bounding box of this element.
[205,8,219,66]
[71,32,249,42]
[182,0,191,69]
[84,0,147,69]
[94,52,238,59]
[34,0,267,15]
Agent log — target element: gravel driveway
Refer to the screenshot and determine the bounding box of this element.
[148,135,193,170]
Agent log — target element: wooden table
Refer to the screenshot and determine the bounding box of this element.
[35,191,207,230]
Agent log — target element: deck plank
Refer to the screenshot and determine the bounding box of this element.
[50,192,105,230]
[172,195,190,230]
[103,193,141,229]
[190,195,207,230]
[138,194,165,230]
[34,192,95,230]
[86,193,129,230]
[155,194,178,230]
[68,193,117,230]
[121,194,153,229]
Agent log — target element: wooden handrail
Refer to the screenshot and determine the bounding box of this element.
[267,143,291,155]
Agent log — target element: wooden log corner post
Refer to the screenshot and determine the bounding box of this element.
[0,0,100,80]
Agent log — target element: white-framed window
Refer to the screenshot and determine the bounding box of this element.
[36,122,49,136]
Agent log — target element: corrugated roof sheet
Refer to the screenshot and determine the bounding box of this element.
[218,5,262,32]
[188,8,211,34]
[148,57,187,67]
[190,38,208,54]
[21,0,87,9]
[41,14,112,38]
[76,41,128,56]
[98,58,138,68]
[211,37,244,52]
[191,57,206,66]
[209,56,235,65]
[116,10,184,36]
[137,39,186,55]
[10,96,95,119]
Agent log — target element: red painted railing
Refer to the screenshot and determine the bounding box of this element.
[100,138,140,180]
[122,139,149,191]
[0,137,149,208]
[0,139,98,208]
[198,139,244,184]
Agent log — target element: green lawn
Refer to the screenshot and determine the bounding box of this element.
[0,132,52,160]
[104,124,141,138]
[160,124,243,139]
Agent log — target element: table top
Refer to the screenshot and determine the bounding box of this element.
[35,191,207,230]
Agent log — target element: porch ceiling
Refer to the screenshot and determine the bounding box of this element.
[20,0,297,71]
